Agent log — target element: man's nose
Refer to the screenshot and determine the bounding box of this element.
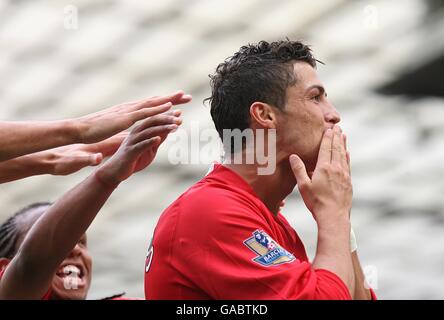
[324,103,341,124]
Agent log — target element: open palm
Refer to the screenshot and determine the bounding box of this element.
[96,111,181,186]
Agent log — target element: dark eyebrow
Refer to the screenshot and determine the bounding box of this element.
[306,85,326,95]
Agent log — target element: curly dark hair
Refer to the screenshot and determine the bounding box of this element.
[0,202,52,259]
[206,40,319,152]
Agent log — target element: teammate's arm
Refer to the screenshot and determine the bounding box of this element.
[0,91,191,162]
[0,133,127,183]
[0,110,184,299]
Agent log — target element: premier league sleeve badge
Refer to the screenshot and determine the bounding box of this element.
[243,230,296,267]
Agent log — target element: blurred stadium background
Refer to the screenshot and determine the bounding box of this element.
[1,0,444,299]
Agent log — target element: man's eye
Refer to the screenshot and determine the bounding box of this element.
[312,95,321,102]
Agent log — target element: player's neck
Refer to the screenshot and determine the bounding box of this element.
[224,160,295,215]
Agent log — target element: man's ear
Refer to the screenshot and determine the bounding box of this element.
[0,258,10,272]
[250,102,277,129]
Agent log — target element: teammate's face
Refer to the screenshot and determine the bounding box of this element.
[275,61,340,172]
[14,209,93,300]
[51,233,92,300]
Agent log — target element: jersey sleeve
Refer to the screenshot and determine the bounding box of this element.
[173,189,352,300]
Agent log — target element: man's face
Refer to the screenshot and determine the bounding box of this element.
[50,233,93,300]
[276,61,340,172]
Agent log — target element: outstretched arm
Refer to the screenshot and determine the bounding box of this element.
[0,109,184,300]
[0,91,191,162]
[0,132,127,183]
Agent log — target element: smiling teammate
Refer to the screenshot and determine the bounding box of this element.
[0,94,190,299]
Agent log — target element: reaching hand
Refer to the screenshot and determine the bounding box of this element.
[95,110,182,186]
[75,91,191,144]
[49,132,128,175]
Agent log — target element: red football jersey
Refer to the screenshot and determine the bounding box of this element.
[144,164,354,300]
